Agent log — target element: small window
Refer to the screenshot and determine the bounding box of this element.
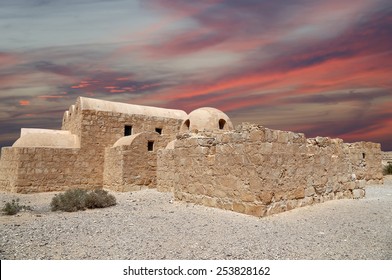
[184,119,190,129]
[124,125,133,136]
[148,141,154,151]
[362,153,366,159]
[155,128,162,134]
[219,119,226,130]
[181,119,190,132]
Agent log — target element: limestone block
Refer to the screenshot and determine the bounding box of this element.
[249,129,265,142]
[267,202,287,216]
[244,204,266,217]
[201,196,217,207]
[300,197,314,207]
[292,187,305,199]
[240,192,256,202]
[286,200,299,211]
[352,189,365,199]
[233,202,246,213]
[277,131,289,143]
[254,191,272,204]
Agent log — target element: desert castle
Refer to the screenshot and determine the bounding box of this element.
[0,97,384,217]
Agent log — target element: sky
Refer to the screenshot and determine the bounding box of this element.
[1,0,392,150]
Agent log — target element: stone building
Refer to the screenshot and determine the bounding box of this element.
[0,97,384,217]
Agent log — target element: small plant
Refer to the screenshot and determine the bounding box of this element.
[84,189,117,209]
[51,188,116,212]
[2,199,32,215]
[383,163,392,175]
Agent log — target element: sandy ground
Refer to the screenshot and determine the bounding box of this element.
[1,176,391,260]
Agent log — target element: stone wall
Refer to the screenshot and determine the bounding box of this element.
[382,151,392,166]
[62,100,184,191]
[0,147,99,193]
[0,148,20,192]
[347,142,384,184]
[1,97,184,193]
[103,132,171,191]
[157,123,383,217]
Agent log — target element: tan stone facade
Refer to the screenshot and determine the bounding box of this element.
[0,96,384,217]
[382,151,392,166]
[157,124,383,217]
[103,132,172,192]
[0,97,186,193]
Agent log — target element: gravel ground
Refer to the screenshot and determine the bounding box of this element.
[1,176,391,260]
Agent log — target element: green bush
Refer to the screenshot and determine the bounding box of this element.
[51,188,116,212]
[2,199,32,215]
[383,163,392,175]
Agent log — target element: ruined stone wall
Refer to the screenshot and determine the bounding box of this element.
[104,132,171,191]
[0,148,20,192]
[157,124,383,217]
[382,151,392,166]
[347,142,384,184]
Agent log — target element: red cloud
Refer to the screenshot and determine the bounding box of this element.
[19,100,30,106]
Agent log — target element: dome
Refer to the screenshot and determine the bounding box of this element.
[180,107,233,132]
[112,132,160,149]
[112,135,138,147]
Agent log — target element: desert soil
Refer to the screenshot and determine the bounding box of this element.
[1,176,391,260]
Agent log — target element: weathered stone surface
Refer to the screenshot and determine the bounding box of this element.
[0,97,185,193]
[353,189,365,199]
[0,97,384,220]
[159,124,383,218]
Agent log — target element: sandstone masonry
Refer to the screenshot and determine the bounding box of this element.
[0,97,384,217]
[158,124,383,217]
[382,151,392,167]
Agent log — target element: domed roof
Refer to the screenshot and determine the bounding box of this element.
[112,132,160,148]
[12,129,80,148]
[113,134,138,147]
[180,107,233,132]
[165,140,176,150]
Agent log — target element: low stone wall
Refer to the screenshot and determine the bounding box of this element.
[0,147,100,193]
[157,124,383,217]
[382,151,392,166]
[347,142,384,184]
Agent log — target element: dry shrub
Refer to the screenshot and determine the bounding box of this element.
[384,163,392,175]
[51,189,116,212]
[2,199,32,215]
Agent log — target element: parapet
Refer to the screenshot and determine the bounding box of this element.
[78,96,187,120]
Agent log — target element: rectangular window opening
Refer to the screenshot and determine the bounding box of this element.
[155,128,162,134]
[148,141,154,151]
[124,125,133,136]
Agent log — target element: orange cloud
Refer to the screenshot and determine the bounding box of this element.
[19,100,30,106]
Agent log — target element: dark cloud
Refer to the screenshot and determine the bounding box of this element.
[284,90,392,105]
[1,0,392,151]
[33,61,78,77]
